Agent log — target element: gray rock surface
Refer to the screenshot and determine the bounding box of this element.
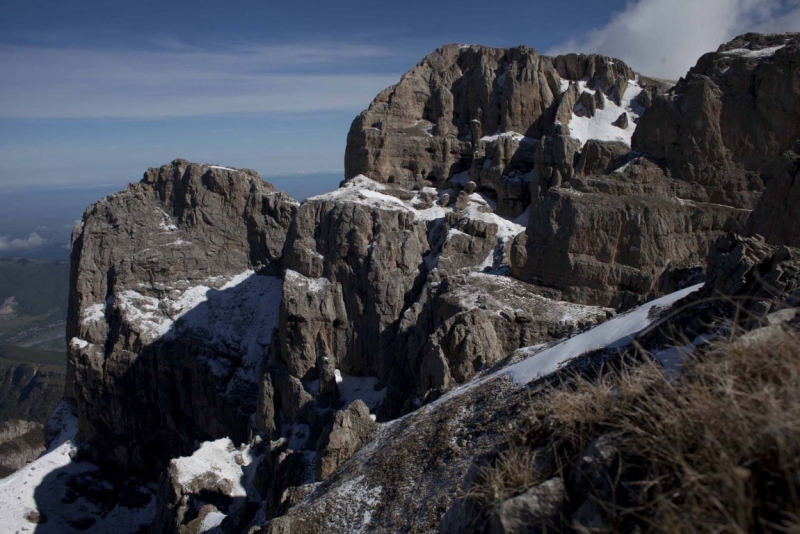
[575,90,597,118]
[489,478,565,534]
[271,176,609,426]
[67,159,297,475]
[510,33,800,308]
[612,111,629,129]
[344,44,638,217]
[633,33,800,210]
[575,139,630,175]
[57,32,800,534]
[531,123,581,201]
[0,420,45,477]
[746,142,800,247]
[315,400,376,480]
[511,180,748,307]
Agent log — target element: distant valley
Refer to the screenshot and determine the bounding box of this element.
[0,258,70,423]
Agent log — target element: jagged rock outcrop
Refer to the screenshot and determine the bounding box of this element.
[67,160,297,475]
[346,40,750,309]
[703,234,800,315]
[279,179,432,383]
[632,33,800,209]
[64,158,612,503]
[510,34,800,308]
[396,272,612,402]
[49,32,800,534]
[272,176,611,427]
[531,123,581,200]
[344,44,640,217]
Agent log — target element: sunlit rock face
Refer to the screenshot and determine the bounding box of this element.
[344,44,643,218]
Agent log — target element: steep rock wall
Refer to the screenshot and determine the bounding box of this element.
[66,160,297,475]
[510,35,800,307]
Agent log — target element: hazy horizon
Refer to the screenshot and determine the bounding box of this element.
[0,171,343,260]
[2,0,799,255]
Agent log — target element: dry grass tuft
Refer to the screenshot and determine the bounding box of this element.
[470,327,800,533]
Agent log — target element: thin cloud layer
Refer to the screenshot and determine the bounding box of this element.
[0,233,45,251]
[547,0,800,80]
[0,43,402,119]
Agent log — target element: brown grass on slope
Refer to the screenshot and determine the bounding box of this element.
[468,327,800,533]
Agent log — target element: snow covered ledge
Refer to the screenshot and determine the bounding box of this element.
[501,283,703,385]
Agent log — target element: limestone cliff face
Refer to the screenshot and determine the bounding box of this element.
[508,34,800,307]
[266,176,610,435]
[344,35,800,309]
[66,160,297,474]
[510,183,748,307]
[634,33,800,210]
[344,44,640,218]
[67,161,605,483]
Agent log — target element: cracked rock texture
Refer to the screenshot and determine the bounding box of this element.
[67,160,297,475]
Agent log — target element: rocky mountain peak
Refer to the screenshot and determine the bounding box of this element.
[344,44,641,204]
[633,33,800,210]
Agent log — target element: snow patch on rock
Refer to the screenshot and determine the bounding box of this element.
[81,303,105,323]
[568,79,642,146]
[722,45,785,58]
[112,271,282,379]
[172,438,251,498]
[285,269,329,293]
[0,402,156,533]
[334,370,387,412]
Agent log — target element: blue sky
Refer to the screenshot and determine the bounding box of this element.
[1,0,799,189]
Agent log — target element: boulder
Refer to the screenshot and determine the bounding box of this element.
[489,478,565,534]
[315,400,377,480]
[575,91,597,118]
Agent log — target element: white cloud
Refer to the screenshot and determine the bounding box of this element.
[0,233,45,251]
[0,43,401,119]
[546,0,800,80]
